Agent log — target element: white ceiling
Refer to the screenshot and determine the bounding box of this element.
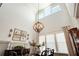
[65,3,75,17]
[1,3,51,13]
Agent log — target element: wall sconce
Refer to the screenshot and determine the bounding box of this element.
[8,29,13,37]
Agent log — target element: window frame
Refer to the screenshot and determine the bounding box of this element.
[36,5,62,19]
[39,31,68,53]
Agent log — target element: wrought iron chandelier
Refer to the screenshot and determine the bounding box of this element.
[33,2,44,33]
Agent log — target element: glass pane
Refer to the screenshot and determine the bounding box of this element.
[39,35,45,45]
[37,5,62,20]
[56,32,65,42]
[38,11,44,19]
[51,5,62,14]
[39,35,45,52]
[56,32,68,53]
[46,34,56,51]
[44,6,51,17]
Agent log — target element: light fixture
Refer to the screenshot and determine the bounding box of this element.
[33,21,44,33]
[33,3,44,33]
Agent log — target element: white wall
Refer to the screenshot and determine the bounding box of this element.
[65,3,79,28]
[39,3,73,35]
[0,3,36,42]
[0,41,9,55]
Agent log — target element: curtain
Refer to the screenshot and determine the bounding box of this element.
[62,26,77,56]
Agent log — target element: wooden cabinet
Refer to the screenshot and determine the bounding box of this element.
[68,28,79,55]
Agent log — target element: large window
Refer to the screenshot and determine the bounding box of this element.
[39,35,45,52]
[56,32,68,53]
[46,34,56,52]
[37,5,62,19]
[39,32,68,53]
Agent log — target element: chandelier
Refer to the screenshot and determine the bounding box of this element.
[33,2,44,33]
[33,21,44,33]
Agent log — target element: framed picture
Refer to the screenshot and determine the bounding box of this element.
[20,30,27,41]
[12,28,21,41]
[12,35,21,41]
[14,28,21,35]
[21,31,27,37]
[21,36,27,41]
[12,28,27,41]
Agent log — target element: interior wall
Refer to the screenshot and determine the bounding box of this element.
[0,41,9,55]
[0,3,36,42]
[65,3,79,28]
[39,3,73,35]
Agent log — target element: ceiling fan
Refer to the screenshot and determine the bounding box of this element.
[0,3,2,7]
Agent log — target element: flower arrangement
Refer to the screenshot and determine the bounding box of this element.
[29,40,36,47]
[29,40,45,48]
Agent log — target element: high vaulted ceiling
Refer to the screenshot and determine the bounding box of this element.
[1,3,51,13]
[0,3,77,41]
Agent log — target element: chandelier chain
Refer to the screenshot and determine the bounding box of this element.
[38,0,39,21]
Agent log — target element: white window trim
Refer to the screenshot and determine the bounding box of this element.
[39,31,68,54]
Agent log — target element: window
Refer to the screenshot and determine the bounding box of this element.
[39,32,68,53]
[39,35,45,52]
[44,6,51,17]
[46,34,56,52]
[51,5,62,14]
[37,5,62,19]
[38,11,44,20]
[56,32,68,53]
[39,35,45,45]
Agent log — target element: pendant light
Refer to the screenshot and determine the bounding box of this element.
[33,21,44,33]
[33,2,44,33]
